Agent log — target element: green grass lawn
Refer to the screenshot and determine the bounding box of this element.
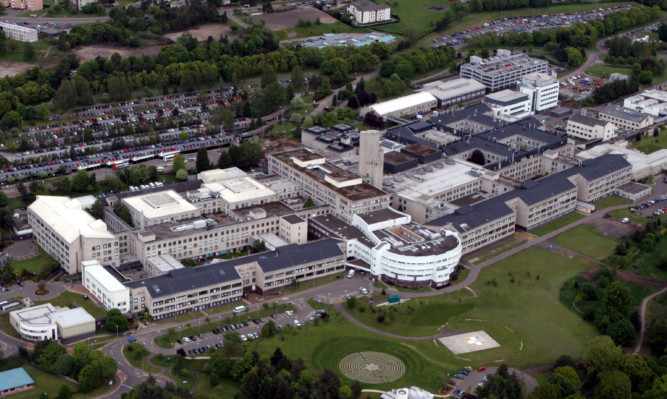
[242,248,597,393]
[288,22,371,38]
[124,343,161,373]
[608,208,647,223]
[10,248,59,275]
[594,196,631,210]
[633,130,667,154]
[346,291,474,337]
[472,240,525,264]
[373,0,452,36]
[467,238,519,261]
[555,224,617,261]
[586,65,634,79]
[530,212,586,236]
[36,291,107,318]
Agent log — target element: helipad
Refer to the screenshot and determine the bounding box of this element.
[439,331,500,354]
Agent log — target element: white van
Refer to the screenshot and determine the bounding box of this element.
[347,269,355,278]
[233,305,246,313]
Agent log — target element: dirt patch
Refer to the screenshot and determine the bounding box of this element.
[73,45,163,62]
[251,7,337,31]
[164,24,239,42]
[0,60,36,77]
[427,6,445,12]
[590,216,636,239]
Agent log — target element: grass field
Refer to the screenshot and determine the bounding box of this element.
[287,22,371,38]
[242,248,597,393]
[555,224,617,261]
[346,290,474,337]
[36,291,107,318]
[633,130,667,154]
[10,248,59,275]
[124,343,161,373]
[530,212,586,236]
[586,65,634,79]
[375,0,452,36]
[418,2,633,46]
[594,196,631,210]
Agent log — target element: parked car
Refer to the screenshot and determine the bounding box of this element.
[453,374,465,380]
[128,336,136,343]
[478,366,486,372]
[294,320,301,327]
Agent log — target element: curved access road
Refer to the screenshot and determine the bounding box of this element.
[633,285,667,355]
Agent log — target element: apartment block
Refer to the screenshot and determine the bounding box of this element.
[460,50,549,92]
[598,104,654,131]
[0,22,38,42]
[566,113,616,141]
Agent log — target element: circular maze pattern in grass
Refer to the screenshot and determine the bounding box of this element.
[339,352,405,384]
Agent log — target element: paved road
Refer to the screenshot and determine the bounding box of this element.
[226,13,250,29]
[2,8,109,25]
[0,279,69,302]
[633,285,667,355]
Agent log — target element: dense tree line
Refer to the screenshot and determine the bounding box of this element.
[19,341,117,393]
[379,46,455,80]
[603,36,665,83]
[591,78,640,104]
[203,346,362,399]
[477,364,523,399]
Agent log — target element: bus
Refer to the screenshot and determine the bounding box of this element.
[130,153,155,163]
[106,159,129,169]
[76,162,103,171]
[160,150,180,162]
[0,300,21,312]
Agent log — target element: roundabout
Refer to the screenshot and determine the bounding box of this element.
[339,351,406,384]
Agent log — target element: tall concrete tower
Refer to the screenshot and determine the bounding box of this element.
[359,130,384,189]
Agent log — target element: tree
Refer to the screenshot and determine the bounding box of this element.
[646,317,667,353]
[582,335,623,376]
[351,380,362,399]
[54,354,73,376]
[172,155,186,173]
[87,200,104,220]
[217,151,232,169]
[219,108,235,132]
[565,47,583,68]
[660,23,667,42]
[0,191,7,208]
[529,384,562,399]
[196,147,211,172]
[303,196,316,208]
[37,342,67,373]
[114,203,133,227]
[619,354,652,391]
[261,65,277,88]
[346,296,356,309]
[547,373,576,397]
[23,43,35,62]
[105,308,128,333]
[291,65,305,90]
[261,320,278,338]
[176,169,188,181]
[291,96,305,110]
[638,70,654,85]
[606,318,636,346]
[71,170,91,193]
[467,149,486,165]
[251,240,267,253]
[554,366,581,389]
[600,281,632,329]
[58,384,72,399]
[595,370,631,399]
[173,355,184,375]
[1,110,21,129]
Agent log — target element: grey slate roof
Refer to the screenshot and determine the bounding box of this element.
[599,104,651,123]
[426,198,514,232]
[569,113,608,127]
[562,153,631,182]
[442,135,525,159]
[125,238,344,297]
[282,214,305,224]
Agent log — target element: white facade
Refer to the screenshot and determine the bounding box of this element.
[484,90,533,119]
[460,50,550,92]
[28,196,119,274]
[519,72,559,111]
[623,90,667,117]
[566,114,616,141]
[82,260,130,313]
[347,0,391,24]
[348,210,462,287]
[0,22,38,42]
[72,0,95,10]
[9,304,95,341]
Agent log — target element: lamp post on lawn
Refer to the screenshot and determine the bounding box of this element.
[116,324,118,338]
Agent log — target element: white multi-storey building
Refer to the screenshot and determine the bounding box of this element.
[310,208,462,288]
[81,260,131,313]
[483,90,533,119]
[0,22,38,42]
[566,112,616,141]
[347,0,391,24]
[28,196,119,274]
[519,72,559,111]
[460,50,549,92]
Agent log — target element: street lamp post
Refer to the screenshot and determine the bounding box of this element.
[116,324,118,338]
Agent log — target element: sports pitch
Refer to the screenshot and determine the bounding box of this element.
[439,331,500,355]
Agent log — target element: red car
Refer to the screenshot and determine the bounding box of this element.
[478,366,486,372]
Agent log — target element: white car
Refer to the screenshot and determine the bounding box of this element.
[240,334,247,342]
[285,310,293,316]
[294,320,301,327]
[360,287,369,295]
[182,337,190,343]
